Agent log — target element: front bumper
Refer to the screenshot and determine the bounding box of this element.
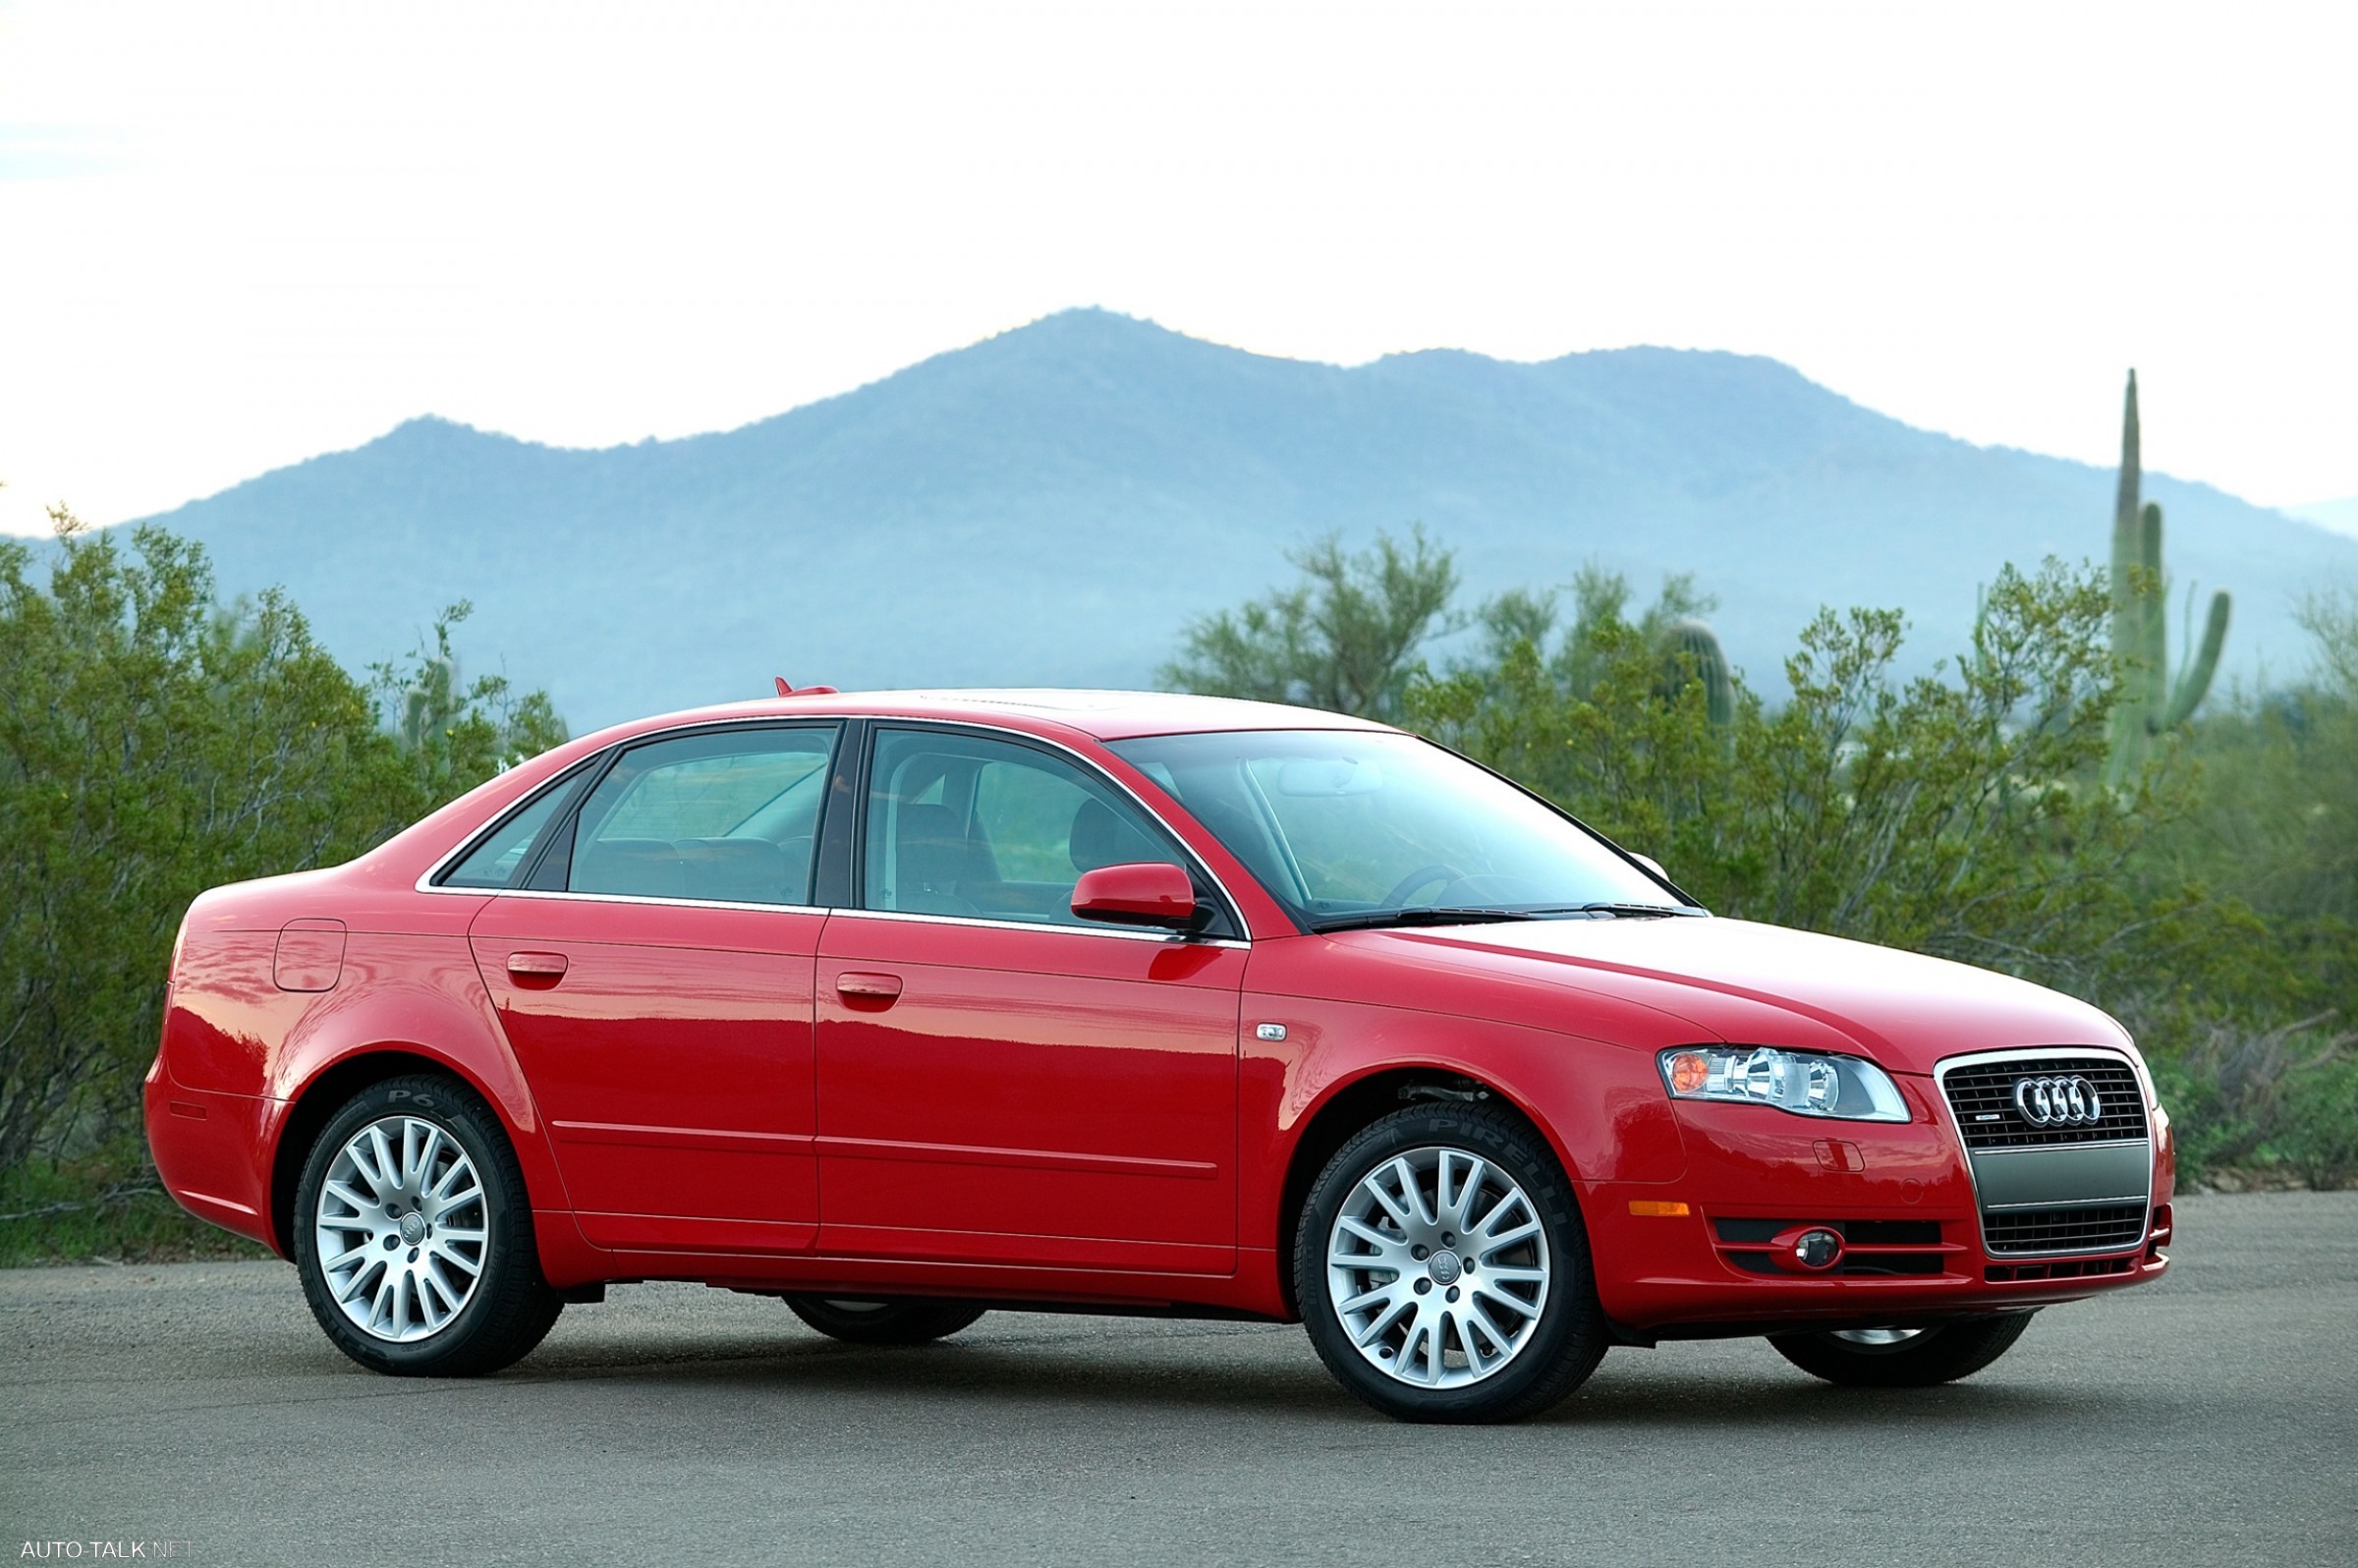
[1584,1065,2173,1336]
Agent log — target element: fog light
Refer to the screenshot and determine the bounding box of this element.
[1769,1225,1845,1272]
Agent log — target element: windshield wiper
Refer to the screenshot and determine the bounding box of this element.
[1308,907,1550,933]
[1538,902,1701,919]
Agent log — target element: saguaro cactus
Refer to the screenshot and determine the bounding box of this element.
[398,654,458,752]
[2105,370,2229,785]
[1656,618,1734,729]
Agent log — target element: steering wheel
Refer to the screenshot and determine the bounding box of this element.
[1381,864,1468,908]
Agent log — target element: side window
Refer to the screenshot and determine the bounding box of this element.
[862,729,1190,928]
[437,777,576,889]
[566,726,837,905]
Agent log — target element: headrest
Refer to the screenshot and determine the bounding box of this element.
[1070,797,1160,873]
[897,803,964,846]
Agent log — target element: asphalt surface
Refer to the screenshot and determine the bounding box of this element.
[4,1193,2354,1568]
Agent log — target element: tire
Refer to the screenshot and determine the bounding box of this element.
[1768,1314,2036,1387]
[784,1296,988,1345]
[1294,1103,1608,1424]
[293,1073,563,1376]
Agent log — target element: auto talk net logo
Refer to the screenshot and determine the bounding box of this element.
[19,1545,194,1560]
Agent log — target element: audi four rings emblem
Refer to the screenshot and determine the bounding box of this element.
[2013,1075,2104,1126]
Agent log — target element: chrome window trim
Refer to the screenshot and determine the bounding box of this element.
[826,904,1250,950]
[1934,1044,2154,1260]
[411,712,1255,942]
[423,886,830,917]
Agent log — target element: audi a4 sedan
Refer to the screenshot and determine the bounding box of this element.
[145,689,2172,1422]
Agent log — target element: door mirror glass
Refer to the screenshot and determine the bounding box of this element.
[1071,862,1198,929]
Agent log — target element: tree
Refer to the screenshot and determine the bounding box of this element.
[1161,529,1464,719]
[372,599,569,796]
[0,514,563,1184]
[1411,557,2175,989]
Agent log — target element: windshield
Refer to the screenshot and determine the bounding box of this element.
[1108,729,1692,930]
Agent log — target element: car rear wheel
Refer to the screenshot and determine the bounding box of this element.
[784,1296,988,1345]
[294,1074,563,1376]
[1295,1103,1608,1424]
[1768,1314,2036,1387]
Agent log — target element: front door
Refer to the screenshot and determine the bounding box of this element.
[814,726,1245,1274]
[471,721,840,1255]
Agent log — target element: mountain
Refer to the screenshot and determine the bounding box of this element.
[135,308,2358,730]
[2287,496,2358,541]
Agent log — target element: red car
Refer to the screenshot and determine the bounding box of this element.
[145,690,2172,1422]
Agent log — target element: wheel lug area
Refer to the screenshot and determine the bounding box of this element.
[1414,1278,1432,1295]
[1411,1244,1430,1260]
[1446,1286,1461,1303]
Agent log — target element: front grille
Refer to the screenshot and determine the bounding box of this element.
[1982,1203,2147,1256]
[1941,1056,2149,1149]
[1987,1256,2135,1283]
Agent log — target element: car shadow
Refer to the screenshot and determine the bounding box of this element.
[1541,1367,2100,1428]
[489,1324,2127,1429]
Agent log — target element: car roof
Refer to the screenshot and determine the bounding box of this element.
[603,689,1397,744]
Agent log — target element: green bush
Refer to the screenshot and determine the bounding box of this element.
[0,1155,275,1266]
[0,513,563,1224]
[1171,532,2358,1187]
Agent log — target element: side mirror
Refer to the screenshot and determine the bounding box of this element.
[1632,853,1668,881]
[1071,862,1198,929]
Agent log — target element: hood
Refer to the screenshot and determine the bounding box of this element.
[1352,916,2130,1076]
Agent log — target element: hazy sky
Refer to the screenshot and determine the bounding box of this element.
[3,0,2352,537]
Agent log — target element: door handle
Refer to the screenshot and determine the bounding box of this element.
[835,972,904,1002]
[506,951,570,986]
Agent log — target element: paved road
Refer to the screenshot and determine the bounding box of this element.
[5,1193,2354,1567]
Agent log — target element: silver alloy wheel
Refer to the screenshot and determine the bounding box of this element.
[312,1115,488,1343]
[1326,1146,1550,1390]
[1830,1327,1926,1347]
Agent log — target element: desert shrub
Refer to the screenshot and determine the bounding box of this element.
[0,515,562,1204]
[1173,532,2358,1185]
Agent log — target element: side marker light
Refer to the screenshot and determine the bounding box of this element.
[1628,1201,1691,1217]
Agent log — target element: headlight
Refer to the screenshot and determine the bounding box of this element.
[1657,1045,1909,1123]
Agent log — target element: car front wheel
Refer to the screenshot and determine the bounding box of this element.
[294,1074,563,1376]
[1295,1103,1608,1424]
[1768,1315,2036,1387]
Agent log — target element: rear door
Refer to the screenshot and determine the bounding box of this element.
[469,721,839,1255]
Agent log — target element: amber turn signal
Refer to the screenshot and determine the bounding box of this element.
[1665,1051,1711,1094]
[1628,1200,1692,1217]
